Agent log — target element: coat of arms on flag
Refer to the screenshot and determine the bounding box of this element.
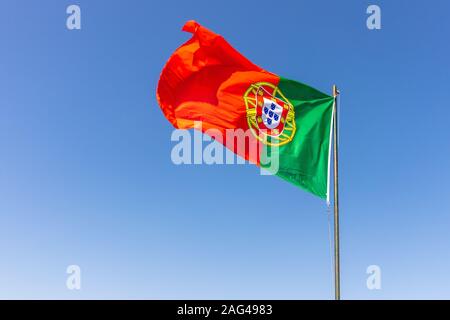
[244,82,296,146]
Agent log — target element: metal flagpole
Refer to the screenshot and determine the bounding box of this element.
[332,85,341,300]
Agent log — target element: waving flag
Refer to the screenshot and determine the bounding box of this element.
[157,20,334,199]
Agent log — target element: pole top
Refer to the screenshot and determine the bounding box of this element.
[333,85,340,97]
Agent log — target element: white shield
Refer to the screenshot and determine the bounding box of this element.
[261,97,283,129]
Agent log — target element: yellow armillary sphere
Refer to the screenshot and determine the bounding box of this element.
[244,82,296,146]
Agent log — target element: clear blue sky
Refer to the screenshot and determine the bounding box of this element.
[1,0,449,299]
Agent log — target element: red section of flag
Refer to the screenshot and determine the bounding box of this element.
[156,21,280,164]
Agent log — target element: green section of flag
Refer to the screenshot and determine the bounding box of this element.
[262,77,334,199]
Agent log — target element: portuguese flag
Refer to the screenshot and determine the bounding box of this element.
[157,21,335,199]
